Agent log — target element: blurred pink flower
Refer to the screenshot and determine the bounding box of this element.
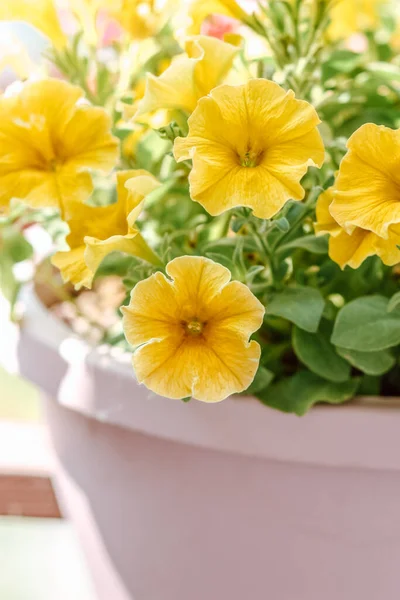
[201,14,239,39]
[96,9,123,46]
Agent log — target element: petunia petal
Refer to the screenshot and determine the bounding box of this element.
[135,36,238,117]
[84,232,161,281]
[330,124,400,238]
[51,246,93,289]
[174,79,324,218]
[133,333,261,402]
[121,272,181,346]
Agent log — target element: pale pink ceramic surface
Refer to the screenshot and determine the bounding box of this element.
[18,290,400,600]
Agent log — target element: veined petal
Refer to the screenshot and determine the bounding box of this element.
[206,280,264,336]
[0,79,118,212]
[122,256,264,402]
[166,255,231,318]
[133,333,260,402]
[61,106,119,173]
[174,79,324,218]
[0,169,93,214]
[121,272,181,346]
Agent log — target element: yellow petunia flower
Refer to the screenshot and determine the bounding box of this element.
[0,0,67,49]
[174,79,325,219]
[134,35,239,119]
[315,187,400,269]
[52,170,161,289]
[330,123,400,240]
[105,0,175,40]
[328,0,383,40]
[186,0,247,35]
[0,79,119,216]
[122,255,264,402]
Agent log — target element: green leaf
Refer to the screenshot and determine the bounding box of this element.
[0,254,19,305]
[388,291,400,313]
[331,296,400,351]
[258,372,359,416]
[204,252,236,272]
[336,347,395,376]
[246,366,275,395]
[2,228,33,263]
[366,61,400,82]
[266,286,325,333]
[278,234,329,255]
[293,327,350,383]
[274,217,290,233]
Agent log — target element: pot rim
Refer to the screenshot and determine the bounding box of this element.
[18,285,400,472]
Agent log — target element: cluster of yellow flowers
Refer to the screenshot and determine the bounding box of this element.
[1,0,399,405]
[315,125,400,269]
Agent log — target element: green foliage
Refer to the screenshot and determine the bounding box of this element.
[245,366,275,395]
[9,0,400,415]
[336,348,395,377]
[331,296,400,352]
[266,287,325,333]
[293,326,351,383]
[258,371,360,416]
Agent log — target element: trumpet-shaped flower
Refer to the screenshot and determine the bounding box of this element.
[0,79,119,215]
[186,0,247,35]
[122,256,264,402]
[315,188,400,269]
[134,35,239,118]
[0,0,67,49]
[330,124,400,240]
[174,79,325,219]
[52,170,161,289]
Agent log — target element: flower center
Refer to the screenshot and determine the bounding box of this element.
[240,149,263,168]
[184,319,205,336]
[48,157,62,172]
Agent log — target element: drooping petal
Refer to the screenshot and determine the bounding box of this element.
[84,232,161,282]
[135,36,238,116]
[329,229,377,270]
[51,246,92,289]
[124,170,162,227]
[314,188,342,237]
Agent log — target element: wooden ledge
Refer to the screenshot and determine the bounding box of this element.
[0,421,62,518]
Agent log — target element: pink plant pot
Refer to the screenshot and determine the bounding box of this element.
[18,290,400,600]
